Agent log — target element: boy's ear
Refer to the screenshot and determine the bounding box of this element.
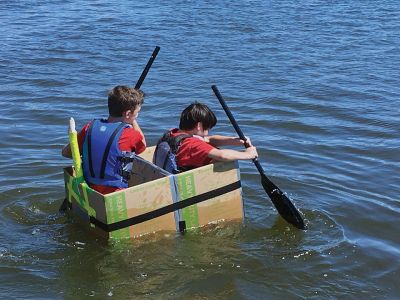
[196,122,202,131]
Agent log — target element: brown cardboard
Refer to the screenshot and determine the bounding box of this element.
[63,146,243,240]
[138,145,156,162]
[174,161,243,230]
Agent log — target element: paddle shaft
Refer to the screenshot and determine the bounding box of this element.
[135,46,160,89]
[211,85,305,229]
[211,85,265,172]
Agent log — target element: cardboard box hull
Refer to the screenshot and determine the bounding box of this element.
[63,146,243,240]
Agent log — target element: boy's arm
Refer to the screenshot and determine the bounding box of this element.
[62,143,72,158]
[131,119,146,148]
[207,146,258,162]
[206,135,252,147]
[61,121,89,159]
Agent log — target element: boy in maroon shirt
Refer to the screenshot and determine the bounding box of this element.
[154,102,257,172]
[62,86,146,194]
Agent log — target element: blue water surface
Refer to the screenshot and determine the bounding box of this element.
[0,1,399,298]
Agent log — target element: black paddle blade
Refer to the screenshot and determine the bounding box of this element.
[260,173,305,229]
[59,198,68,213]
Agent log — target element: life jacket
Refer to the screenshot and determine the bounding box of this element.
[153,129,192,174]
[82,119,135,188]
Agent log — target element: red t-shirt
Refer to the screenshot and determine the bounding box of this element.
[171,129,215,169]
[78,121,146,194]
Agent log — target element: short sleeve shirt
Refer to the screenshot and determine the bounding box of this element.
[171,130,215,168]
[77,121,146,154]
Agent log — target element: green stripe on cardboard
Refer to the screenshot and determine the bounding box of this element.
[105,192,130,239]
[177,173,200,228]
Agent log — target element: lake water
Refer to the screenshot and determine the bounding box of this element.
[1,1,399,298]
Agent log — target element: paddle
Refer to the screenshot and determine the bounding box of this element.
[60,46,161,212]
[211,85,305,229]
[135,46,160,89]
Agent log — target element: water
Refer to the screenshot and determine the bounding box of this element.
[1,1,399,298]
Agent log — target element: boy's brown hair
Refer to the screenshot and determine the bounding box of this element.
[108,86,145,117]
[179,102,217,131]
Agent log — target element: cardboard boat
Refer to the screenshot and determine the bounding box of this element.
[63,146,244,240]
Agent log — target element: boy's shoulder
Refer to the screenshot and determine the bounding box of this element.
[122,126,142,136]
[181,135,213,152]
[184,136,205,145]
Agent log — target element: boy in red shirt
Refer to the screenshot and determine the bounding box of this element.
[154,102,257,172]
[62,86,146,194]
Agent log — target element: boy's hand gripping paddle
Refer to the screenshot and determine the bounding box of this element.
[211,85,305,230]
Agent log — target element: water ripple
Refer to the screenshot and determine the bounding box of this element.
[0,0,399,298]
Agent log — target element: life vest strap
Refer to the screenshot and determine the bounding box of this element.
[153,130,192,174]
[99,122,126,179]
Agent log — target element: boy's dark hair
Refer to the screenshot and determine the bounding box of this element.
[179,102,217,131]
[108,86,145,117]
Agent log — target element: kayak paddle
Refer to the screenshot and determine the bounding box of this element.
[135,46,160,89]
[211,85,305,230]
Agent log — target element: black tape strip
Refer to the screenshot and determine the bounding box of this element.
[89,180,241,232]
[178,220,186,233]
